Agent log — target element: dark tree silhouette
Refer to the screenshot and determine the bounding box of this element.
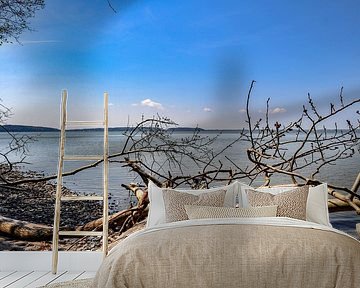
[0,100,33,182]
[0,0,45,45]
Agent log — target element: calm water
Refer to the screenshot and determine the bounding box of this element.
[0,131,359,236]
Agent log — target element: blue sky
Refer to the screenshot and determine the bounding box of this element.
[0,0,359,128]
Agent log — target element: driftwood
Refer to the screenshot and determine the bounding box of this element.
[77,176,360,235]
[328,198,360,213]
[0,215,52,240]
[77,183,148,233]
[328,173,360,214]
[328,189,360,214]
[64,184,149,251]
[0,180,358,243]
[0,183,148,242]
[77,207,148,232]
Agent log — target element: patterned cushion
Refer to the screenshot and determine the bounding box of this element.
[162,189,226,223]
[147,181,241,228]
[246,186,309,220]
[184,205,278,219]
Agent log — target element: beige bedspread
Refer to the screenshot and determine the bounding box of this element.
[92,219,360,288]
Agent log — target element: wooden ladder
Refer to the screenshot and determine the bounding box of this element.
[52,90,109,274]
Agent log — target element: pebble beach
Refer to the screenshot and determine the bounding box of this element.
[0,166,104,250]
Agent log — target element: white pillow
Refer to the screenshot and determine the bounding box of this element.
[147,180,241,228]
[184,205,278,219]
[239,182,331,227]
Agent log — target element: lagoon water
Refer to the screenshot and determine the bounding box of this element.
[0,130,359,236]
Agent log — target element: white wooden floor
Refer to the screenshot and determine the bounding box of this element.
[0,251,102,288]
[0,270,95,288]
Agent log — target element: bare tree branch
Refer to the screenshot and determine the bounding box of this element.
[1,85,359,218]
[0,0,45,45]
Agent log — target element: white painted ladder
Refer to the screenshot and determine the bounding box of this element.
[52,90,109,274]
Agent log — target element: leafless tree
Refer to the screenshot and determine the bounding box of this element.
[0,100,33,182]
[118,82,360,215]
[0,83,359,242]
[2,84,359,204]
[79,84,360,237]
[0,0,45,45]
[240,81,360,213]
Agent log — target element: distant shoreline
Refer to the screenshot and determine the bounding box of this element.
[0,124,59,132]
[0,124,241,133]
[0,124,347,133]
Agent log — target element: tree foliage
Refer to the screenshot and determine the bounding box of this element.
[0,0,45,45]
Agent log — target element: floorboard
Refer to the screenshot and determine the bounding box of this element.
[0,251,99,287]
[47,271,84,284]
[0,271,32,288]
[0,271,96,288]
[6,271,48,288]
[75,271,96,280]
[0,272,16,282]
[22,271,67,288]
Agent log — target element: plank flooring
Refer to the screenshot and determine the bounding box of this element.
[0,270,95,288]
[0,251,101,287]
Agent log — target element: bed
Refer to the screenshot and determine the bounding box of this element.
[92,181,360,288]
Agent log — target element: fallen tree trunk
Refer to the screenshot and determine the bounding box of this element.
[77,207,148,231]
[0,215,52,240]
[328,188,360,214]
[0,183,149,242]
[77,183,149,232]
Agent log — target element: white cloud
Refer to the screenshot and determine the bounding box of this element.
[140,98,164,110]
[22,40,61,44]
[108,103,114,106]
[270,107,287,114]
[203,107,212,112]
[239,108,246,113]
[131,103,138,106]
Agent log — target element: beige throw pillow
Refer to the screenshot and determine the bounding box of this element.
[246,186,309,220]
[184,205,278,219]
[162,189,226,223]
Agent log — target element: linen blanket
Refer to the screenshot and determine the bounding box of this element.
[92,218,360,288]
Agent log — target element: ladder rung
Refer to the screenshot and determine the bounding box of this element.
[66,120,104,126]
[61,196,103,201]
[63,155,103,161]
[59,231,103,237]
